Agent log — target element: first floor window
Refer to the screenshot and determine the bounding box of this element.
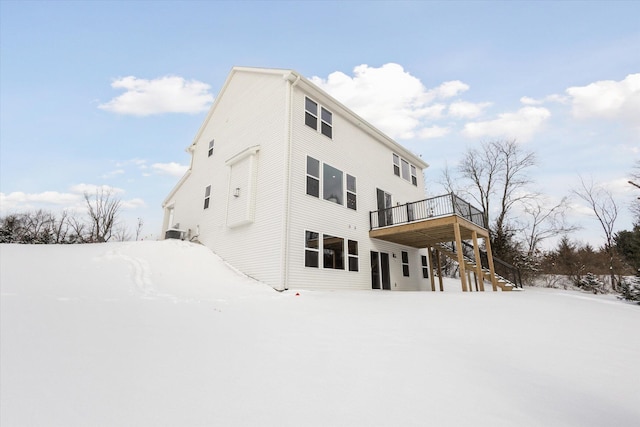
[203,185,211,209]
[421,255,429,278]
[323,234,344,270]
[346,174,357,210]
[323,163,343,205]
[402,251,410,277]
[305,231,319,268]
[348,240,358,271]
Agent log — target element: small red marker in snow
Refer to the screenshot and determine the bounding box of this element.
[295,292,300,296]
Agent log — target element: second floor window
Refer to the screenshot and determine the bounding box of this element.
[203,185,211,209]
[208,139,214,157]
[306,156,356,210]
[305,97,333,139]
[393,153,418,187]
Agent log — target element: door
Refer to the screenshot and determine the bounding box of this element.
[376,189,393,227]
[371,251,391,290]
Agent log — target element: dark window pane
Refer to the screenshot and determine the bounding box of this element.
[403,264,410,277]
[323,163,343,205]
[422,267,429,279]
[321,107,332,124]
[402,251,409,263]
[306,177,319,198]
[323,234,344,269]
[393,165,400,176]
[204,198,210,209]
[305,112,317,129]
[305,250,319,268]
[348,240,358,255]
[421,255,428,266]
[208,148,213,157]
[305,97,317,115]
[349,256,359,272]
[305,231,319,249]
[412,176,417,186]
[306,156,319,177]
[347,192,357,210]
[393,153,399,165]
[347,174,356,192]
[321,121,332,138]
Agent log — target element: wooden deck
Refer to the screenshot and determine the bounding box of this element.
[369,214,489,248]
[370,213,505,292]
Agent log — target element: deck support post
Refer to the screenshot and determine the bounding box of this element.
[427,246,436,292]
[453,222,468,292]
[484,236,498,291]
[471,231,485,292]
[435,249,444,291]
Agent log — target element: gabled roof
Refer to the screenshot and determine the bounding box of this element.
[189,66,428,170]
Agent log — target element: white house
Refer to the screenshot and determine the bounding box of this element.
[162,66,514,292]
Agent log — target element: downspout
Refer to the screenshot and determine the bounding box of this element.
[279,72,300,291]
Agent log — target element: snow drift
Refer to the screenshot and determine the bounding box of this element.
[1,240,639,426]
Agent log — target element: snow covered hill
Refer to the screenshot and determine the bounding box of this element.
[1,241,639,427]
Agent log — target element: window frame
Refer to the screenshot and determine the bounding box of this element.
[348,240,359,272]
[411,165,418,186]
[323,234,345,270]
[323,163,344,206]
[306,156,320,198]
[401,250,410,277]
[305,230,320,268]
[305,96,333,139]
[393,154,400,177]
[203,185,211,210]
[208,139,215,157]
[346,174,357,211]
[320,107,332,138]
[421,255,429,279]
[305,97,318,130]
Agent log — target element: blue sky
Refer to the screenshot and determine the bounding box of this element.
[1,0,638,247]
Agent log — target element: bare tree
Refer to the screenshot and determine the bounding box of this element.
[84,189,122,243]
[630,160,640,222]
[457,139,536,258]
[573,176,619,291]
[520,196,579,257]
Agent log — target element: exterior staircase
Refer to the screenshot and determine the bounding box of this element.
[434,242,520,292]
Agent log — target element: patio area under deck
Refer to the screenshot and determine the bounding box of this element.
[369,194,503,292]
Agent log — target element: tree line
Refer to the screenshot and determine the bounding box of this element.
[442,140,640,303]
[0,189,143,244]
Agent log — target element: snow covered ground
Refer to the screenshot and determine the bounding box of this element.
[1,240,639,427]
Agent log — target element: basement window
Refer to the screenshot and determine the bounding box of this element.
[402,251,410,277]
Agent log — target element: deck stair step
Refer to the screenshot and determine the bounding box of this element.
[434,243,515,291]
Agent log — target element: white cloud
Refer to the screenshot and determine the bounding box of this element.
[462,106,551,142]
[151,162,189,177]
[520,96,543,106]
[448,101,492,119]
[1,184,144,214]
[310,63,471,140]
[1,191,82,212]
[565,73,640,126]
[99,75,214,116]
[429,80,469,99]
[418,125,451,139]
